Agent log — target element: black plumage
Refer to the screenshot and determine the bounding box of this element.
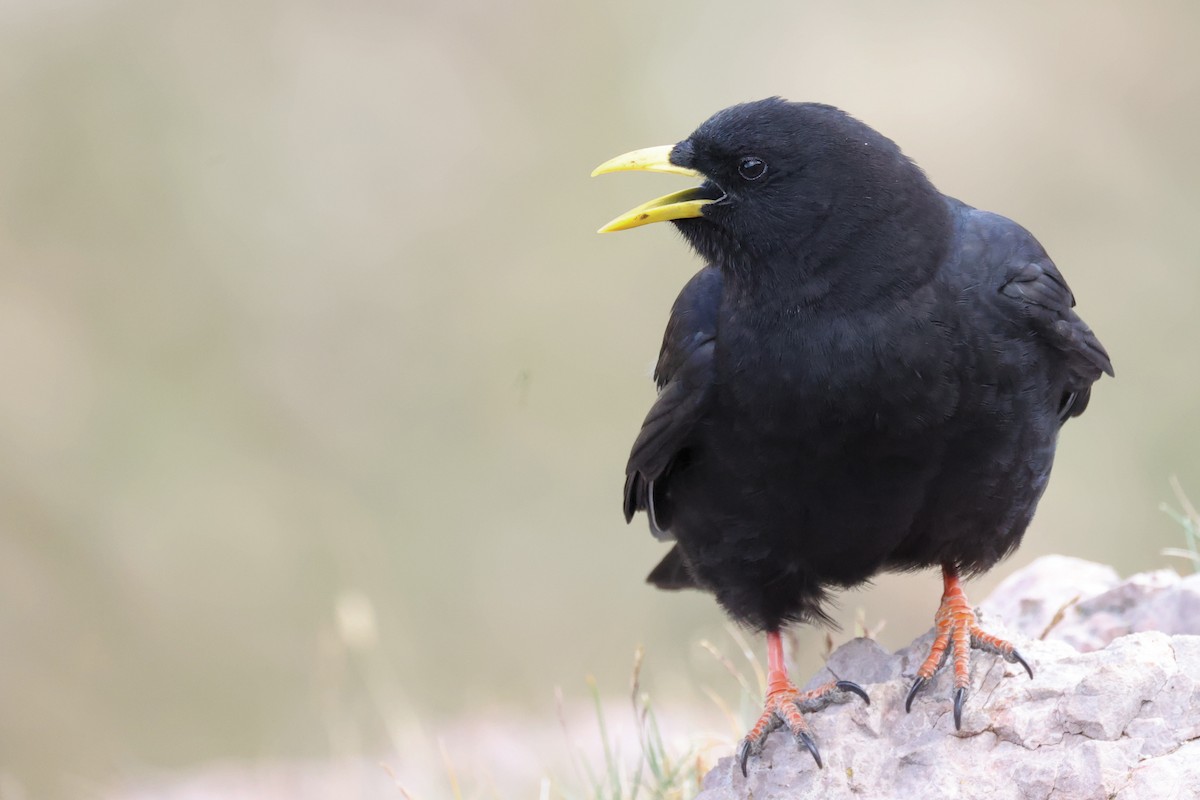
[596,97,1112,769]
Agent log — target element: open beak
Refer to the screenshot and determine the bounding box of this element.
[591,145,718,233]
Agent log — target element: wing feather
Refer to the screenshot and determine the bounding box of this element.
[623,266,721,541]
[999,257,1113,420]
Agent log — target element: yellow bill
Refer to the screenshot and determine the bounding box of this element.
[592,145,716,233]
[596,187,715,233]
[590,145,700,178]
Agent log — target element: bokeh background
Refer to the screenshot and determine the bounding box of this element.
[1,0,1198,797]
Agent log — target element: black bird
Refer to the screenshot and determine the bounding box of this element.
[592,98,1112,774]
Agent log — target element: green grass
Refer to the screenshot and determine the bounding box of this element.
[392,618,876,798]
[1160,476,1200,572]
[556,649,717,800]
[384,634,757,800]
[552,628,780,800]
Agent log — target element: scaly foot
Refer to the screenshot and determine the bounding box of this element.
[737,631,869,776]
[905,564,1033,729]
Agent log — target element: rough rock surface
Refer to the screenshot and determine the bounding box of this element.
[697,557,1200,800]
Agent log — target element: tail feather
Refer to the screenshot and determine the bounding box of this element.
[646,546,699,590]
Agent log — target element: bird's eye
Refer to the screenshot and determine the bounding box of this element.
[738,156,767,181]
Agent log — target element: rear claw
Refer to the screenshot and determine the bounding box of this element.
[835,680,871,706]
[737,739,752,778]
[905,676,926,713]
[952,686,966,731]
[1010,648,1033,680]
[795,730,823,769]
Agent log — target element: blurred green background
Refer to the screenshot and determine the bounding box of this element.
[1,0,1197,796]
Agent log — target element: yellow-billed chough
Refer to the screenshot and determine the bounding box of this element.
[593,98,1112,774]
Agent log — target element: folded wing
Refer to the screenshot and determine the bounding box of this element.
[623,266,721,558]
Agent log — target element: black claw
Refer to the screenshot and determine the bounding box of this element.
[796,730,823,769]
[1011,648,1033,680]
[737,739,751,777]
[952,686,966,731]
[835,680,871,706]
[905,676,926,713]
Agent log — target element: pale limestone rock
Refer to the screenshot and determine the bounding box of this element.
[696,557,1200,800]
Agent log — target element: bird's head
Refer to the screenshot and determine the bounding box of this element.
[594,98,945,286]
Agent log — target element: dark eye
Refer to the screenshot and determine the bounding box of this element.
[738,156,767,181]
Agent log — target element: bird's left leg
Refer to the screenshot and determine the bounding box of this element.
[736,630,869,776]
[905,564,1033,729]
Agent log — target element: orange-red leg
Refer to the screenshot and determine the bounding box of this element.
[736,630,869,776]
[905,564,1033,729]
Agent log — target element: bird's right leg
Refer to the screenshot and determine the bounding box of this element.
[736,630,869,776]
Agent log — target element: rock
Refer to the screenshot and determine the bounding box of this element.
[696,557,1200,800]
[979,557,1200,653]
[978,555,1120,640]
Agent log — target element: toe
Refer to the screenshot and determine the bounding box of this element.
[794,729,823,769]
[1010,647,1034,679]
[835,679,870,706]
[952,686,967,731]
[904,676,927,713]
[737,739,752,777]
